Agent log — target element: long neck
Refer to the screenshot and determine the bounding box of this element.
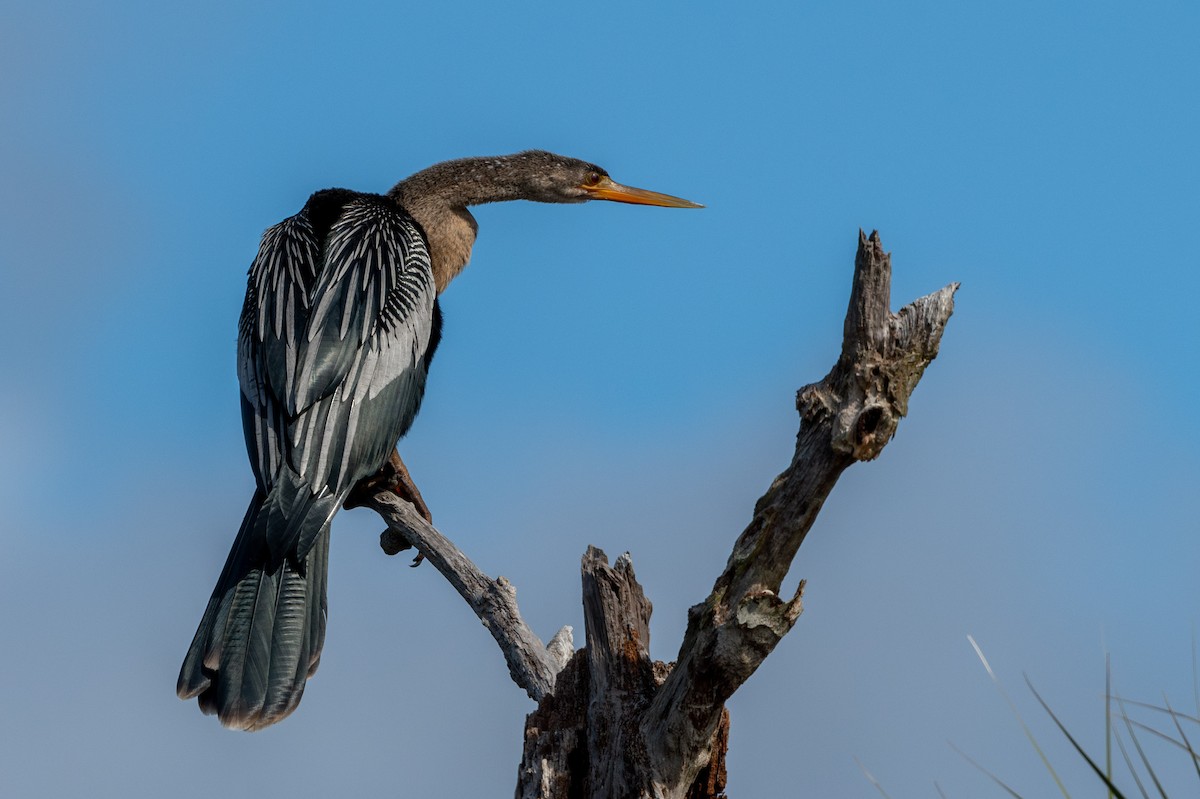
[388,156,540,292]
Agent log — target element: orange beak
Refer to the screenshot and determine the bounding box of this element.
[580,175,703,208]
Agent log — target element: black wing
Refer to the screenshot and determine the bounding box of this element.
[238,195,436,505]
[238,214,321,492]
[287,197,437,496]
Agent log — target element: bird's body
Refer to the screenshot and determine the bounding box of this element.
[178,151,699,730]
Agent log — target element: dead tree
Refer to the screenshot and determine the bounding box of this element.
[361,231,958,797]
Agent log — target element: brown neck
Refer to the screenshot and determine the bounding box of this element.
[387,156,540,293]
[391,193,478,293]
[388,153,582,292]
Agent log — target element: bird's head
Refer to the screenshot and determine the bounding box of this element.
[509,150,703,208]
[390,150,701,293]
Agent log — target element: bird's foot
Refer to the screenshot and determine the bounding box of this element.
[378,530,424,567]
[386,452,433,525]
[380,529,413,556]
[345,449,433,525]
[370,450,430,567]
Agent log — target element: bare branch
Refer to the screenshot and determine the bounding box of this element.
[642,230,958,794]
[363,230,956,798]
[362,491,569,701]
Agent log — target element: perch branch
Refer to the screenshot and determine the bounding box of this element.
[361,491,570,701]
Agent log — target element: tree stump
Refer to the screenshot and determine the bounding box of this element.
[366,231,958,798]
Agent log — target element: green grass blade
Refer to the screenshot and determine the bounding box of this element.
[1117,694,1168,797]
[1163,694,1200,783]
[1108,672,1151,799]
[967,636,1071,798]
[1112,695,1200,725]
[1108,654,1114,799]
[1112,722,1152,799]
[948,743,1025,799]
[1124,717,1198,757]
[854,756,894,799]
[1025,675,1127,798]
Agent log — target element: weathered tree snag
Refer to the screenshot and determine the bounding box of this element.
[582,548,655,795]
[362,231,957,797]
[640,231,958,795]
[516,548,729,799]
[517,650,590,799]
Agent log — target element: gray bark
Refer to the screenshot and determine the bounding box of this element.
[641,230,957,795]
[363,493,571,701]
[363,230,958,798]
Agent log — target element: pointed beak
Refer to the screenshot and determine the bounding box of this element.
[581,175,703,208]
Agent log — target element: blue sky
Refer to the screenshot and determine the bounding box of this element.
[1,1,1197,795]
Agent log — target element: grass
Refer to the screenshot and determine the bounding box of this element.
[859,638,1200,796]
[951,637,1200,798]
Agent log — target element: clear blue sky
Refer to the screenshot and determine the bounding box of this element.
[2,1,1197,795]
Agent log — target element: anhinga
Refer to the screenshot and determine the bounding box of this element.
[177,150,701,730]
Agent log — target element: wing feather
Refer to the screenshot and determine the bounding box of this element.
[238,194,435,555]
[290,202,428,414]
[285,198,436,497]
[238,215,321,490]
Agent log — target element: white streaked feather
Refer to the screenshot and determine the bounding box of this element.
[243,195,436,497]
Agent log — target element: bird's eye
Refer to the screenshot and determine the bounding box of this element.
[583,172,603,187]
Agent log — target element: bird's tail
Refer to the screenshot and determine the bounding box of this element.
[177,483,334,731]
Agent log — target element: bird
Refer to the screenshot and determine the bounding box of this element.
[176,150,701,731]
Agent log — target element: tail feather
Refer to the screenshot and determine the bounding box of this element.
[212,566,270,721]
[177,495,262,699]
[178,484,333,731]
[263,528,330,723]
[309,526,329,675]
[261,465,340,566]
